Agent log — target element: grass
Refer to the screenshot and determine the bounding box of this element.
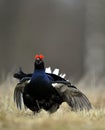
[0,75,105,130]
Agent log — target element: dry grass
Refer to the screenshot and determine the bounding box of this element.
[0,75,105,130]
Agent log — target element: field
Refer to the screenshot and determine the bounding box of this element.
[0,75,105,130]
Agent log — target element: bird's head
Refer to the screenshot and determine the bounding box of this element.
[34,54,45,70]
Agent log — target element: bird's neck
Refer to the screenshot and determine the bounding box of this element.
[31,69,48,84]
[34,69,45,73]
[34,62,45,71]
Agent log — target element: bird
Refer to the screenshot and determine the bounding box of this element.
[13,54,92,113]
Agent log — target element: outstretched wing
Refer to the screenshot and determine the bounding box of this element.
[52,83,92,111]
[14,79,29,109]
[46,73,66,81]
[13,67,32,81]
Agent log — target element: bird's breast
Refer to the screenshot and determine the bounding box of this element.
[27,73,54,99]
[31,72,50,86]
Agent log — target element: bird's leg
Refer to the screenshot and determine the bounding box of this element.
[35,100,40,110]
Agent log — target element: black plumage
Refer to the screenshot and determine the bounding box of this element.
[14,54,92,113]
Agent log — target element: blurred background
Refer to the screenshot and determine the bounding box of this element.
[0,0,105,84]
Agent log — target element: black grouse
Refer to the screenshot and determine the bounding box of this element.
[14,54,92,113]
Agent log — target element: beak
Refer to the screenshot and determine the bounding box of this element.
[35,58,41,64]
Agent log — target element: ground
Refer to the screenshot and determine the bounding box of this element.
[0,75,105,130]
